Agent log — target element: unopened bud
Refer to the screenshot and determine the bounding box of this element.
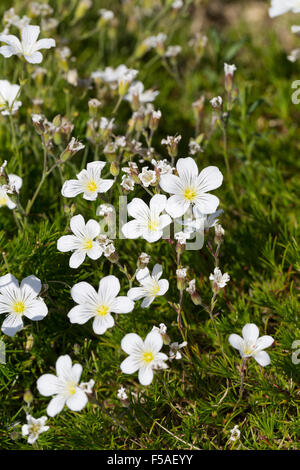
[110,161,119,176]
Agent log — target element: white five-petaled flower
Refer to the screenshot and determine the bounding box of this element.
[0,273,48,337]
[159,157,223,218]
[0,80,22,115]
[229,425,240,442]
[57,214,102,269]
[122,194,172,243]
[0,174,22,209]
[61,161,114,201]
[209,267,230,290]
[22,415,49,444]
[269,0,300,18]
[0,25,55,64]
[125,81,159,104]
[127,264,169,308]
[120,331,168,385]
[36,355,89,417]
[68,275,134,335]
[229,323,274,367]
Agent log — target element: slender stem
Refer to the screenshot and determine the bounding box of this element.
[112,95,123,115]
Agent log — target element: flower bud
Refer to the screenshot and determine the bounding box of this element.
[23,389,33,405]
[110,161,119,176]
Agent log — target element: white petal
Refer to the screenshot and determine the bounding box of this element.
[144,330,163,352]
[127,198,149,220]
[152,264,163,280]
[37,374,60,396]
[127,287,145,301]
[87,243,103,260]
[194,193,220,215]
[34,38,56,51]
[66,389,88,411]
[254,351,271,367]
[176,157,199,182]
[56,355,73,378]
[68,305,94,324]
[70,214,86,237]
[159,214,172,229]
[0,45,16,57]
[120,356,141,374]
[97,179,114,193]
[86,219,100,238]
[121,333,143,354]
[0,273,19,291]
[71,282,98,305]
[57,235,79,252]
[138,366,154,385]
[166,194,190,218]
[228,334,243,350]
[86,161,106,173]
[141,296,155,308]
[255,335,274,351]
[69,250,86,268]
[143,230,163,243]
[158,279,169,295]
[149,194,167,214]
[98,275,120,302]
[92,314,114,334]
[21,275,41,297]
[72,364,83,383]
[197,166,223,192]
[242,323,259,344]
[122,220,144,239]
[61,179,83,198]
[24,299,48,320]
[24,52,43,64]
[159,174,182,194]
[0,34,22,52]
[21,25,40,49]
[1,314,23,336]
[8,174,22,191]
[47,395,66,417]
[110,296,134,313]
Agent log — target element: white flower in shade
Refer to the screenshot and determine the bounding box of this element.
[210,96,223,108]
[224,63,237,77]
[229,323,274,366]
[143,33,167,50]
[287,48,300,62]
[122,195,172,243]
[117,386,128,401]
[120,331,168,385]
[209,267,230,289]
[172,0,183,9]
[67,276,134,335]
[174,231,190,244]
[127,264,169,308]
[57,214,102,269]
[169,341,187,361]
[79,379,95,394]
[0,25,55,64]
[229,425,240,442]
[61,161,114,201]
[160,157,223,218]
[125,81,159,104]
[165,45,182,58]
[0,80,21,115]
[99,9,114,21]
[0,273,48,337]
[269,0,300,18]
[121,174,135,191]
[36,355,89,417]
[0,174,22,209]
[151,159,174,175]
[22,415,49,444]
[138,167,157,187]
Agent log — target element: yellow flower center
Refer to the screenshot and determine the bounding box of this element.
[142,351,154,364]
[243,347,253,355]
[151,282,160,295]
[147,219,159,231]
[66,382,77,395]
[96,304,109,316]
[0,196,8,206]
[13,301,25,314]
[86,180,98,192]
[83,238,93,250]
[184,187,197,201]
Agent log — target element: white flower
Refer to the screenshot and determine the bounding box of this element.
[99,9,114,21]
[172,0,183,9]
[186,279,196,294]
[165,45,181,57]
[0,174,22,209]
[287,48,300,62]
[176,267,188,279]
[68,275,134,335]
[22,415,49,444]
[152,323,167,335]
[121,174,135,191]
[160,157,223,218]
[61,161,114,201]
[79,379,95,394]
[122,195,172,243]
[138,167,157,187]
[152,159,174,175]
[229,323,274,366]
[143,33,167,50]
[36,355,90,417]
[229,425,241,442]
[0,80,22,115]
[91,65,133,89]
[210,96,223,108]
[0,273,48,337]
[0,25,55,64]
[127,264,169,308]
[57,214,102,269]
[269,0,300,18]
[224,63,237,77]
[125,81,159,104]
[174,231,190,244]
[209,267,230,289]
[291,25,300,35]
[117,386,128,401]
[120,331,168,385]
[169,341,187,361]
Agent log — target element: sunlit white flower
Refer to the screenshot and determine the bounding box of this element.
[0,273,48,337]
[61,161,114,201]
[229,425,241,442]
[209,267,230,290]
[152,158,174,175]
[117,386,128,401]
[229,323,274,366]
[79,379,95,394]
[57,214,102,269]
[127,264,169,308]
[120,330,168,385]
[125,81,159,104]
[160,157,223,218]
[0,80,21,115]
[22,415,49,444]
[269,0,300,18]
[68,276,134,335]
[0,25,55,64]
[92,65,134,90]
[37,355,90,417]
[0,174,22,209]
[122,195,172,243]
